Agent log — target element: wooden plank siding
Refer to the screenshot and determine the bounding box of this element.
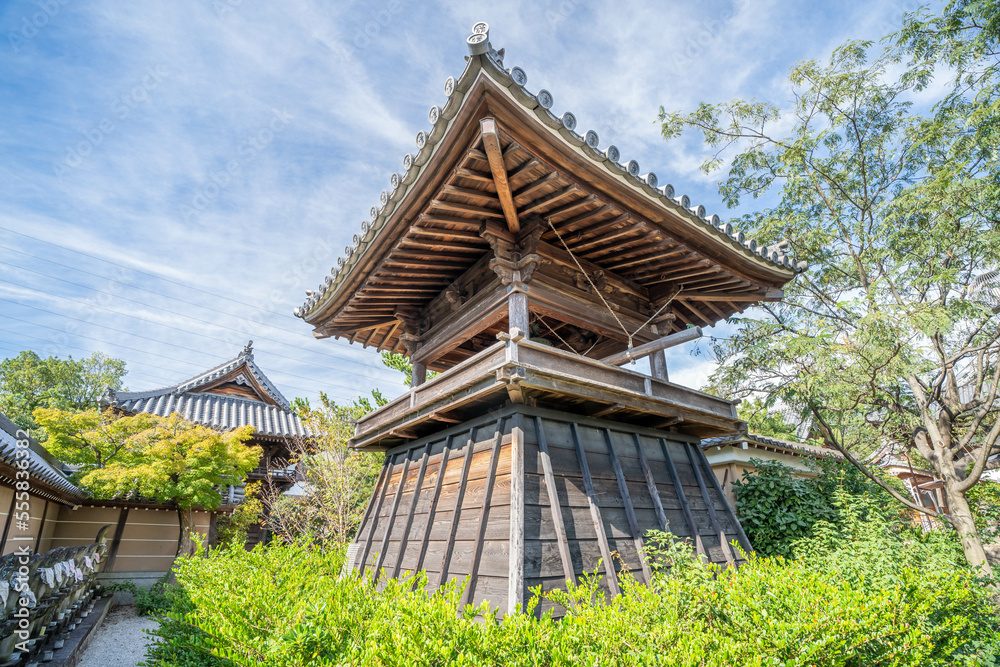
[348,404,747,616]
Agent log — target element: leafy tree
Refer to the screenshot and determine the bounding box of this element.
[737,398,801,441]
[380,351,437,387]
[265,391,384,544]
[0,350,126,433]
[34,408,259,556]
[659,4,1000,571]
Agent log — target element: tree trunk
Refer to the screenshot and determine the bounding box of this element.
[176,507,198,558]
[945,482,993,576]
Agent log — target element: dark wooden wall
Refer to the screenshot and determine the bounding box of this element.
[349,405,749,616]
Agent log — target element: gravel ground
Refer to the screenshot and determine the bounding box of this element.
[77,605,159,667]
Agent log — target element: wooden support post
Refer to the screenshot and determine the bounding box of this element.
[534,417,575,586]
[603,429,652,584]
[412,361,428,388]
[392,443,430,579]
[649,349,669,382]
[480,117,520,234]
[373,454,413,582]
[570,423,620,595]
[358,454,396,576]
[508,414,526,614]
[438,432,478,588]
[413,435,452,579]
[692,443,753,555]
[658,438,706,559]
[462,417,506,608]
[104,508,130,572]
[509,290,530,334]
[684,445,736,566]
[632,434,669,533]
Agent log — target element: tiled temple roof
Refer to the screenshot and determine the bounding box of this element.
[295,22,804,320]
[0,413,84,500]
[103,344,308,440]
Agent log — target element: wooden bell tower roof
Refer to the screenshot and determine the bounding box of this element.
[295,24,802,370]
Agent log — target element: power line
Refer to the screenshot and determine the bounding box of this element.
[0,305,351,399]
[0,260,400,383]
[0,248,400,379]
[0,287,385,397]
[0,339,182,389]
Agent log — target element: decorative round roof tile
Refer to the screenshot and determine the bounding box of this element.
[693,204,706,219]
[679,194,691,208]
[345,245,354,256]
[661,183,675,198]
[626,160,640,177]
[644,172,658,188]
[428,105,440,124]
[361,220,370,233]
[584,130,599,148]
[352,234,361,245]
[415,131,427,149]
[472,21,489,35]
[444,76,456,97]
[467,33,489,54]
[390,173,400,189]
[561,112,576,130]
[510,67,527,86]
[710,214,721,227]
[370,206,378,221]
[380,190,389,206]
[403,153,413,170]
[605,145,620,162]
[536,89,553,109]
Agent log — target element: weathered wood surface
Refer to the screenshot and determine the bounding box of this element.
[349,405,748,617]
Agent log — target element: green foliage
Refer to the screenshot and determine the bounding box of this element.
[658,3,1000,568]
[731,458,903,558]
[737,398,802,441]
[0,350,127,434]
[272,392,383,544]
[141,535,999,667]
[380,351,438,387]
[141,584,232,667]
[34,409,260,510]
[106,575,173,616]
[214,481,264,547]
[968,479,1000,540]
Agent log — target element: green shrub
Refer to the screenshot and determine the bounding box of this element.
[105,575,173,616]
[730,457,902,557]
[141,534,999,667]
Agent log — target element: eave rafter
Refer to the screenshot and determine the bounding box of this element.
[480,117,520,234]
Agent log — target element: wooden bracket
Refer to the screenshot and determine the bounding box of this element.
[480,117,520,234]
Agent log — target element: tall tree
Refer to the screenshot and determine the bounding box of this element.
[34,408,259,556]
[659,6,999,571]
[0,351,127,432]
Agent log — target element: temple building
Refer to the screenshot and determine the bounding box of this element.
[101,342,308,546]
[295,23,803,615]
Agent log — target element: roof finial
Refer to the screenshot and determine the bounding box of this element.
[241,340,254,358]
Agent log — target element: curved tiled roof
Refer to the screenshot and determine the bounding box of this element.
[295,21,804,320]
[0,414,84,500]
[103,345,308,440]
[702,433,841,460]
[111,392,309,440]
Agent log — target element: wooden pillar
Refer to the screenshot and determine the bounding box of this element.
[412,361,427,387]
[508,289,530,334]
[649,350,669,382]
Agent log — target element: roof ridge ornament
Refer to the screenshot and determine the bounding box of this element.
[240,340,254,359]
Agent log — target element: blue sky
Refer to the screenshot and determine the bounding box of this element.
[0,0,932,406]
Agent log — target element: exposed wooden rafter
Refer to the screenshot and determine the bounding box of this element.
[480,118,521,234]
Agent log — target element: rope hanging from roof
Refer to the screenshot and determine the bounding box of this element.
[545,217,681,363]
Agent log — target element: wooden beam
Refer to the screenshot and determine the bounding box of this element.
[571,423,620,595]
[684,445,737,566]
[534,416,576,586]
[692,443,753,555]
[391,443,430,579]
[604,429,653,584]
[659,438,706,558]
[372,454,412,581]
[461,417,505,608]
[508,414,526,614]
[480,118,520,234]
[600,327,703,366]
[633,433,669,533]
[438,433,477,588]
[681,289,783,302]
[413,435,451,578]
